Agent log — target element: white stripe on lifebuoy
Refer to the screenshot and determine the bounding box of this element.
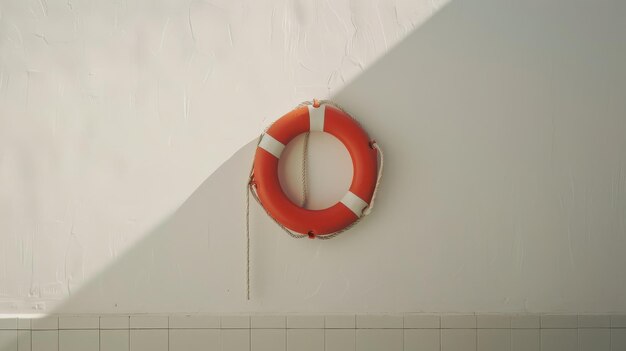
[308,104,325,132]
[340,191,369,217]
[258,133,285,158]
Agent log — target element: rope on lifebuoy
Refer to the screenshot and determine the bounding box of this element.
[245,100,384,300]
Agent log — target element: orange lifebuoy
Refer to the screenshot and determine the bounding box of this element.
[251,101,379,238]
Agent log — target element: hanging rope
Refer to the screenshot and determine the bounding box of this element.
[245,100,384,300]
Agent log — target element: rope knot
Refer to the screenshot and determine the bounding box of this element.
[307,231,316,239]
[312,99,321,108]
[369,140,377,149]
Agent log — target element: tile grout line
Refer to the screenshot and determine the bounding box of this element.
[354,315,357,351]
[475,325,477,351]
[438,315,442,351]
[401,315,404,351]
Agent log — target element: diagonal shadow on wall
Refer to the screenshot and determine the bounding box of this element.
[27,0,626,316]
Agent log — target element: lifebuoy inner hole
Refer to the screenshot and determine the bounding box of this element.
[277,132,353,210]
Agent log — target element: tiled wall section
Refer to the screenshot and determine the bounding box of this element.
[0,314,625,351]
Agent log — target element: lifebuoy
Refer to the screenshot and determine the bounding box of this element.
[250,101,380,238]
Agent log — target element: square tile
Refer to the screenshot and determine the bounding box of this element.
[287,329,324,351]
[170,315,220,329]
[611,329,626,351]
[101,330,129,351]
[541,329,577,351]
[0,319,18,330]
[356,329,402,351]
[0,330,18,351]
[32,318,58,330]
[441,329,476,351]
[286,316,324,329]
[404,315,440,329]
[325,315,356,329]
[170,329,220,351]
[541,315,577,329]
[222,329,250,351]
[357,315,403,329]
[477,315,510,329]
[130,329,167,351]
[478,329,510,351]
[442,315,476,329]
[32,330,58,351]
[251,329,285,351]
[59,330,98,351]
[100,316,129,329]
[404,329,439,351]
[510,316,539,329]
[578,315,610,328]
[510,329,539,351]
[326,329,355,351]
[579,329,609,351]
[250,316,286,329]
[129,316,168,329]
[221,316,250,329]
[17,330,31,351]
[59,317,99,330]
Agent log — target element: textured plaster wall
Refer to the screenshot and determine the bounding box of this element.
[2,0,626,315]
[0,0,445,313]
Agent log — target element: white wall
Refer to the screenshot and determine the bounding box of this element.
[0,0,440,313]
[1,0,626,314]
